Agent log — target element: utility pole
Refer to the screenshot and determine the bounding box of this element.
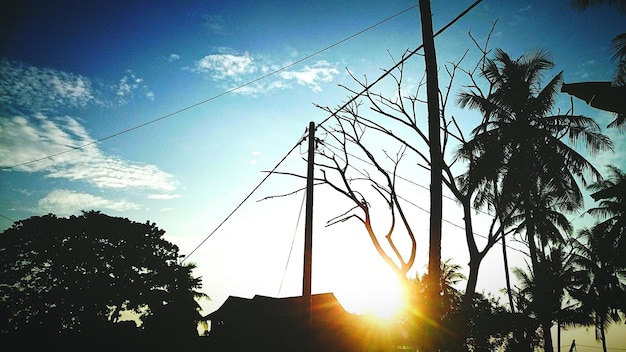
[419,0,442,350]
[303,121,315,352]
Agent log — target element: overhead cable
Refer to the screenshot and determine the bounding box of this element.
[317,0,483,128]
[1,4,418,171]
[182,132,307,262]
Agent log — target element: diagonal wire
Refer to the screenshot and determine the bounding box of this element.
[277,189,307,296]
[182,131,307,262]
[317,138,528,256]
[1,4,418,171]
[317,0,483,128]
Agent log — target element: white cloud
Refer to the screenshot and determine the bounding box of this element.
[0,59,155,110]
[191,49,340,94]
[168,53,181,62]
[194,52,257,80]
[0,58,96,110]
[279,61,339,92]
[115,70,155,104]
[0,113,178,191]
[37,189,140,216]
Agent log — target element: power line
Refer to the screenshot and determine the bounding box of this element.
[573,344,626,351]
[0,213,16,223]
[179,0,490,272]
[317,0,483,129]
[277,189,307,296]
[182,132,307,263]
[1,4,418,171]
[316,139,528,256]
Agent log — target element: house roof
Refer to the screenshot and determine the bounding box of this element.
[203,292,347,322]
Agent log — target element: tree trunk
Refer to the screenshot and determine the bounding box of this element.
[557,317,561,352]
[543,318,555,352]
[502,234,515,312]
[464,257,481,300]
[419,0,443,350]
[600,323,607,352]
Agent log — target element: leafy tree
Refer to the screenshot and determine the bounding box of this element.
[511,245,581,352]
[587,165,626,266]
[456,48,612,351]
[565,166,626,352]
[0,211,206,341]
[407,260,465,351]
[570,228,626,352]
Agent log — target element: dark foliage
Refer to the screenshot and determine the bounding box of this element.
[0,211,205,344]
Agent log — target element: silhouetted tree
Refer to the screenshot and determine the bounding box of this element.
[511,245,581,352]
[408,259,465,350]
[570,228,626,352]
[587,165,626,265]
[419,0,444,349]
[456,47,612,351]
[0,211,207,344]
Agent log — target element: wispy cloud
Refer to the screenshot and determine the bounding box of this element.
[0,58,97,111]
[0,59,154,111]
[168,53,181,62]
[0,113,178,191]
[115,70,155,104]
[203,14,226,35]
[279,61,339,92]
[190,49,340,95]
[194,52,257,81]
[37,189,140,216]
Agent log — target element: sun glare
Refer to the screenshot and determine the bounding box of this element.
[336,264,407,321]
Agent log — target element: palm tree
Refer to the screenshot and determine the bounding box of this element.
[511,245,580,352]
[457,48,613,350]
[406,259,466,350]
[570,229,626,352]
[587,165,626,265]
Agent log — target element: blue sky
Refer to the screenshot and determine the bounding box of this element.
[1,0,625,345]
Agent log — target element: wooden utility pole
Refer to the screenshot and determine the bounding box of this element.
[419,0,442,350]
[303,121,315,351]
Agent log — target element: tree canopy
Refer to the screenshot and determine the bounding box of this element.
[0,211,206,340]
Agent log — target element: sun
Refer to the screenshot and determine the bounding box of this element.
[334,262,407,321]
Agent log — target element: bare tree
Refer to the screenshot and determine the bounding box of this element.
[267,22,517,345]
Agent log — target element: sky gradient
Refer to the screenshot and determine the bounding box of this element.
[1,0,625,347]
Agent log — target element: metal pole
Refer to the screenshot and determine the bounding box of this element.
[303,121,315,351]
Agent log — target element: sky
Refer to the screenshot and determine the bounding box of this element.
[1,0,625,348]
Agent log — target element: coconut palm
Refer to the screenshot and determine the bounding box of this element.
[570,229,626,352]
[511,245,580,352]
[456,48,613,350]
[587,165,626,265]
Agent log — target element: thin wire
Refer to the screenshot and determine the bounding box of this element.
[0,213,16,223]
[317,0,483,128]
[317,139,528,256]
[182,132,307,262]
[277,189,307,296]
[1,5,418,171]
[575,344,626,351]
